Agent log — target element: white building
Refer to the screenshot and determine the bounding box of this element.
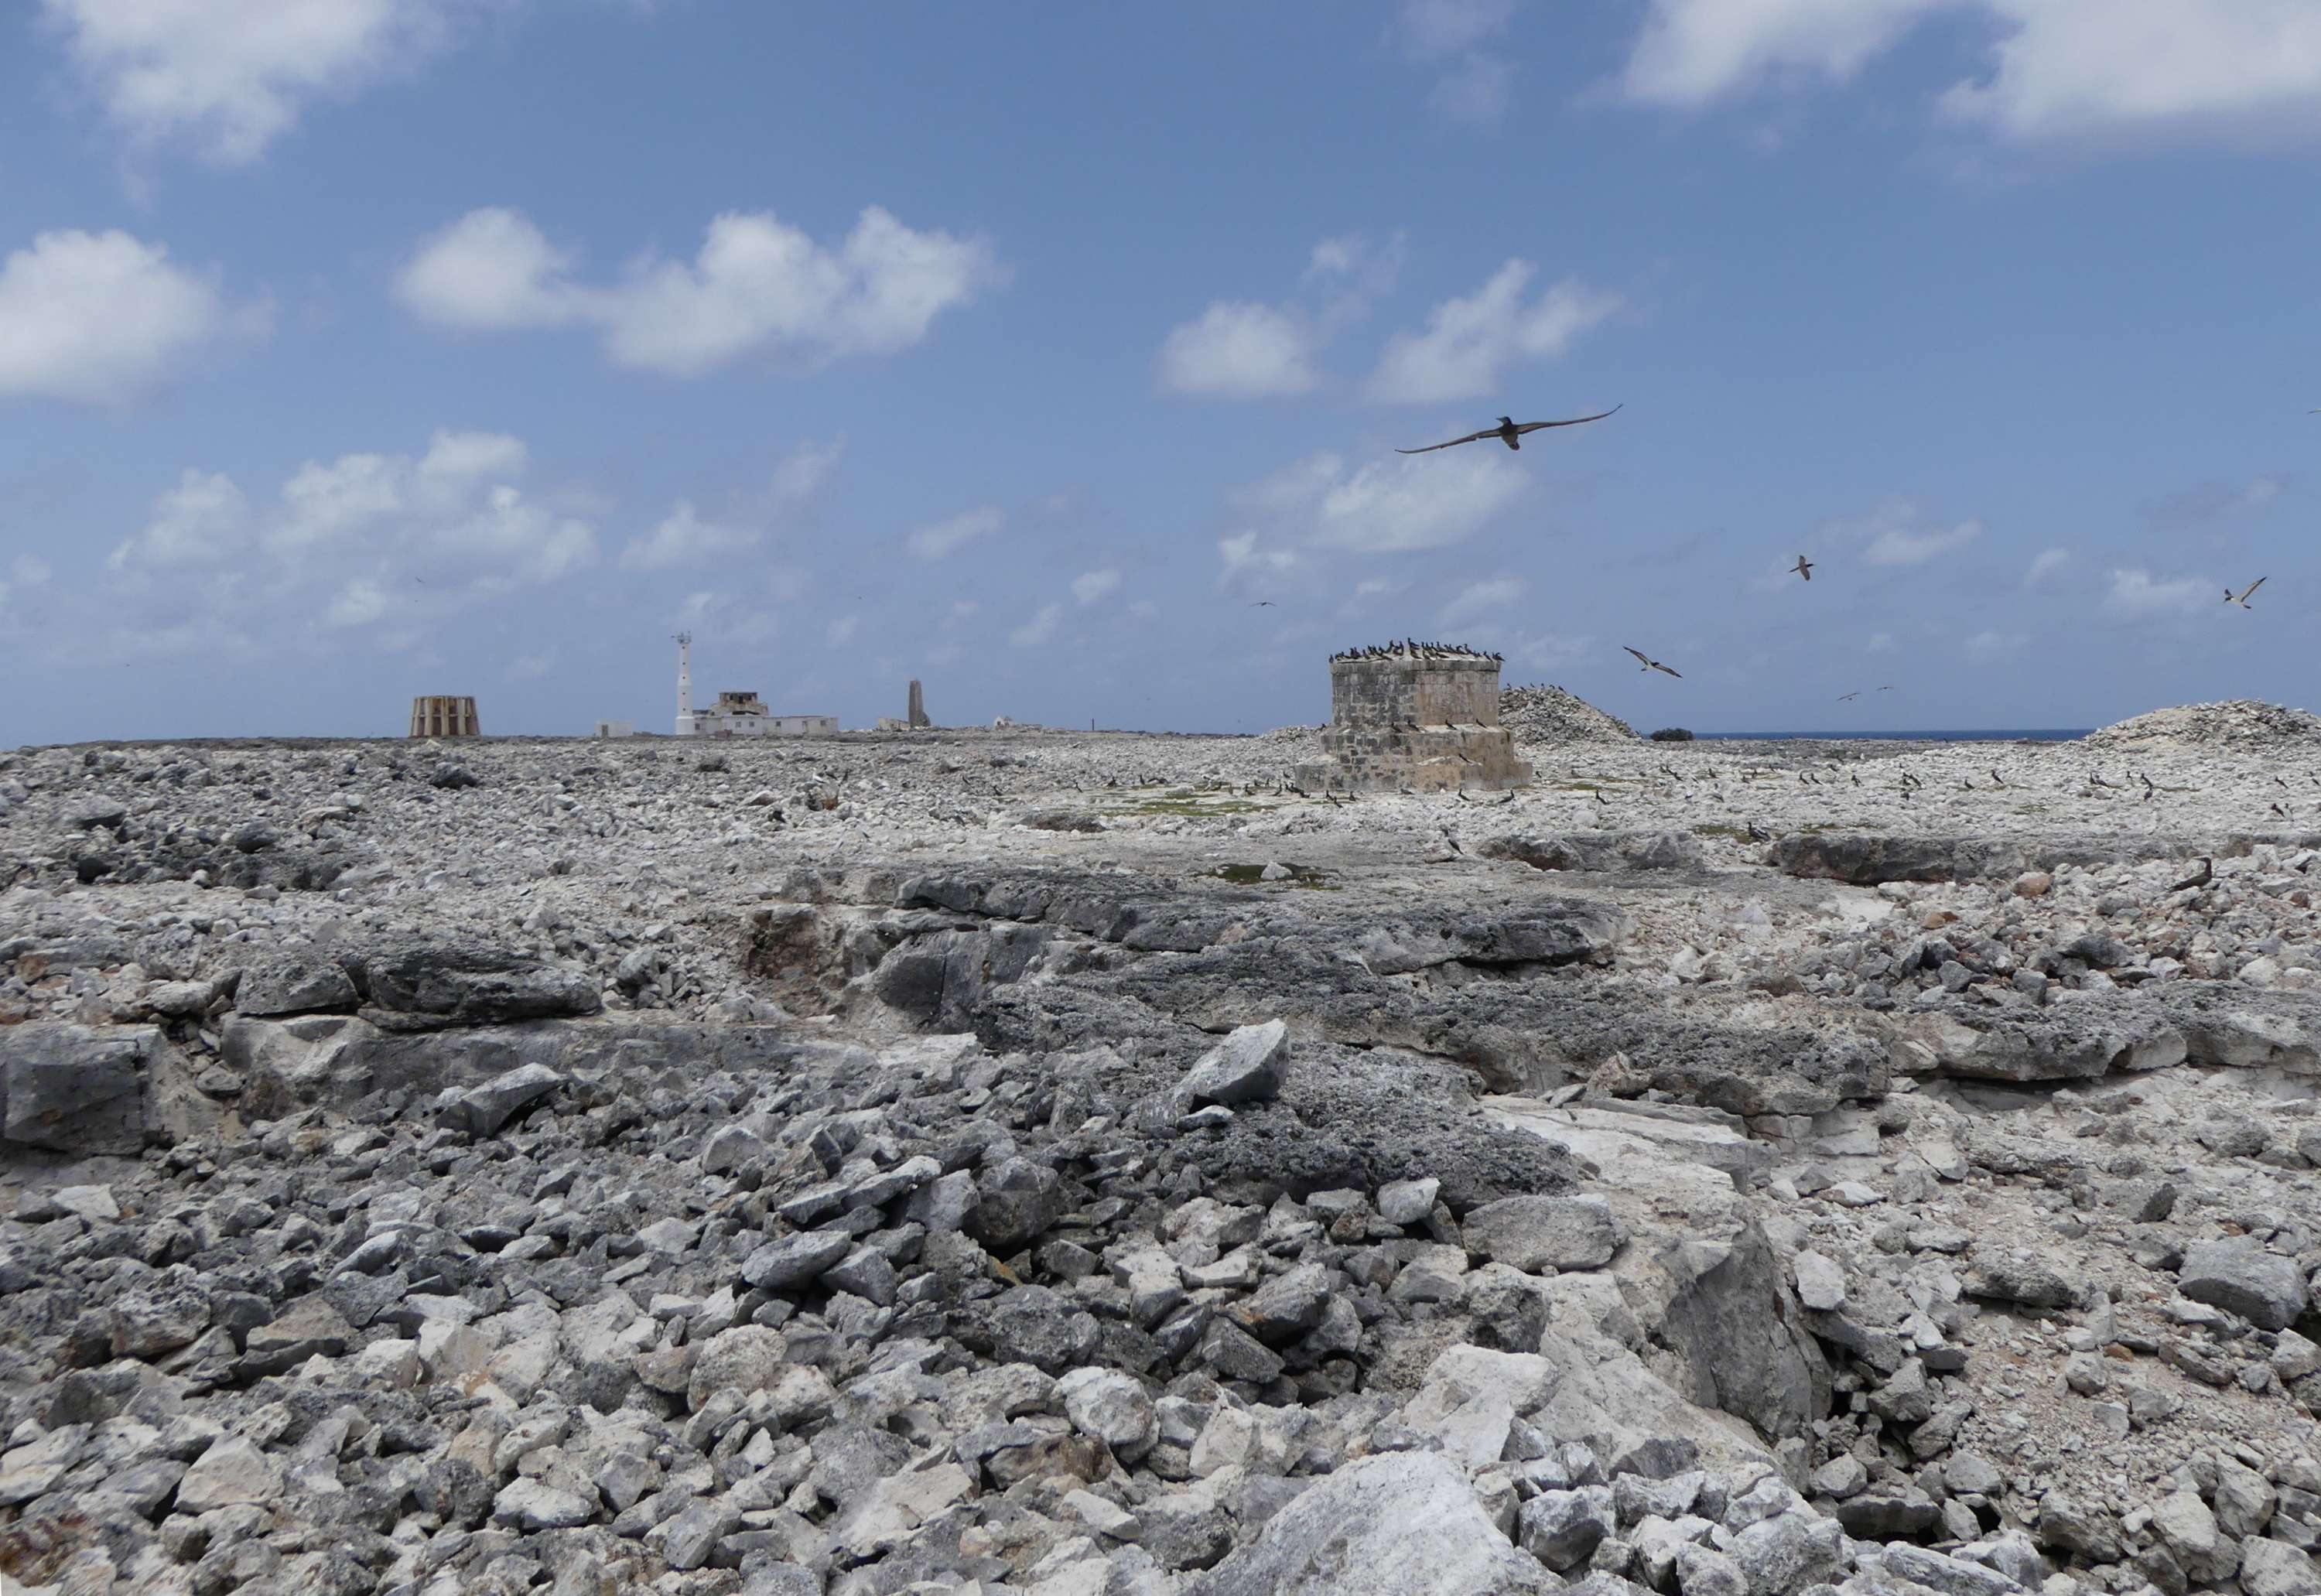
[692,691,836,737]
[673,639,835,736]
[593,719,634,739]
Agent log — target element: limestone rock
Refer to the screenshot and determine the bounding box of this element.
[1196,1451,1554,1594]
[2178,1239,2309,1331]
[1462,1194,1619,1272]
[1176,1020,1290,1109]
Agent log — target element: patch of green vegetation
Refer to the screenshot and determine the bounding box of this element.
[1113,797,1272,816]
[1214,861,1335,888]
[2014,803,2047,815]
[1691,824,1743,838]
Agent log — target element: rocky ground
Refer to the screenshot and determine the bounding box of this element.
[6,699,2321,1596]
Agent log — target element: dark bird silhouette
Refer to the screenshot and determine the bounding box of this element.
[1396,407,1620,454]
[1249,601,1276,607]
[2169,857,2213,892]
[2227,578,2266,609]
[1837,692,1859,702]
[1793,555,1813,581]
[1623,646,1681,678]
[1878,685,1895,692]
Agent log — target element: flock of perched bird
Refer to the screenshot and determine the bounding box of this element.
[1389,406,2272,709]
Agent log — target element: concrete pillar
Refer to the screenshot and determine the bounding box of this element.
[908,679,929,728]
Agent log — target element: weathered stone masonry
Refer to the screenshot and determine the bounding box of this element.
[1293,640,1535,793]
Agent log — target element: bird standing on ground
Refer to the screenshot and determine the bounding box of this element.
[1624,647,1681,678]
[1396,407,1621,454]
[1793,555,1813,581]
[2169,857,2213,892]
[2227,578,2267,609]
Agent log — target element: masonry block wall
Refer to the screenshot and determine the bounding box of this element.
[1293,642,1533,793]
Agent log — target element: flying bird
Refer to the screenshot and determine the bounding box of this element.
[1837,692,1860,701]
[1793,556,1813,581]
[1249,601,1276,607]
[1396,407,1621,454]
[2227,578,2267,609]
[1624,646,1681,678]
[1878,685,1895,692]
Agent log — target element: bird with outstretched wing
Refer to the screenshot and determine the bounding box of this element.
[1397,407,1621,454]
[2227,578,2266,609]
[1793,555,1813,581]
[1625,646,1681,678]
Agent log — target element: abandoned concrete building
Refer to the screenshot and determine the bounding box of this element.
[1291,640,1533,793]
[672,636,834,737]
[691,692,836,738]
[406,696,480,738]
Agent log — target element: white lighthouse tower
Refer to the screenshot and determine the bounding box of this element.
[675,632,696,737]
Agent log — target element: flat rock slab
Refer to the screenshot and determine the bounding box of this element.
[2,1022,152,1154]
[2179,1239,2309,1331]
[1195,1450,1554,1595]
[1177,1020,1290,1109]
[1462,1194,1619,1273]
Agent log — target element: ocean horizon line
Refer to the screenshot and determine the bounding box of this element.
[1683,729,2093,743]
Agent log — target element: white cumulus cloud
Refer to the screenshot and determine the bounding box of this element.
[1622,0,2321,145]
[1862,516,1983,566]
[1010,603,1061,648]
[1396,0,1522,122]
[396,205,1004,377]
[1623,0,1941,107]
[616,439,840,572]
[0,229,241,405]
[2025,547,2070,583]
[2103,568,2213,620]
[1154,235,1403,402]
[1071,569,1121,604]
[906,505,1005,560]
[1365,262,1619,405]
[1814,494,1985,568]
[43,0,470,164]
[1222,447,1526,566]
[99,428,594,655]
[1438,576,1524,626]
[1154,302,1321,399]
[619,502,755,573]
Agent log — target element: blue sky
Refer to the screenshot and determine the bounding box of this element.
[4,0,2320,742]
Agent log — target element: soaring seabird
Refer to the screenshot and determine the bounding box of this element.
[1396,407,1621,454]
[1793,555,1813,581]
[2227,578,2267,609]
[1624,646,1681,678]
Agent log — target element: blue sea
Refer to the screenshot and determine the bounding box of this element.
[1689,730,2091,743]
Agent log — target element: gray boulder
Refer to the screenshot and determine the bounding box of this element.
[739,1231,854,1292]
[436,1062,564,1136]
[2178,1239,2309,1331]
[1177,1019,1290,1108]
[234,954,358,1017]
[354,941,601,1027]
[1731,1510,1845,1596]
[1523,1485,1618,1571]
[2239,1540,2321,1596]
[1879,1544,2022,1596]
[2,1022,150,1155]
[1463,1194,1618,1272]
[1195,1451,1554,1595]
[966,1157,1061,1253]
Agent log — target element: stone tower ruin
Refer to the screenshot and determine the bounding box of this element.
[1292,640,1533,794]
